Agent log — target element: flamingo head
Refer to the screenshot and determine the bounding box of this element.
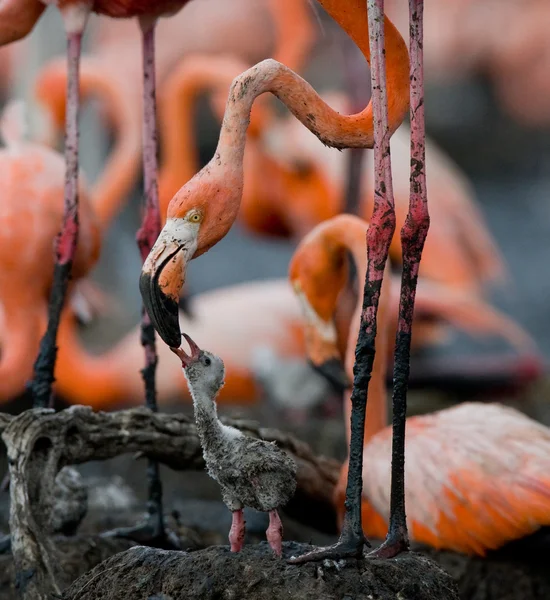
[140,174,239,348]
[289,227,351,392]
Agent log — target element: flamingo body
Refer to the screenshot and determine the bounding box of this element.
[86,0,188,18]
[337,403,550,555]
[0,103,100,398]
[53,279,307,408]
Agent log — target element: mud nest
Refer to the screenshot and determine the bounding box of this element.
[62,543,459,600]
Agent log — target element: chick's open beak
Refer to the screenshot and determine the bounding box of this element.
[170,333,201,367]
[139,218,198,348]
[304,320,351,392]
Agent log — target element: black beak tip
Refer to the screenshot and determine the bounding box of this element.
[139,271,182,348]
[310,358,351,392]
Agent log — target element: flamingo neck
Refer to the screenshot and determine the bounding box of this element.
[35,57,142,230]
[187,380,224,447]
[323,217,390,444]
[159,58,228,214]
[85,64,141,228]
[172,4,407,257]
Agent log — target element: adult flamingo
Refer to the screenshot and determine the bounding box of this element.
[141,0,409,562]
[289,213,550,555]
[139,0,410,349]
[157,54,504,296]
[53,280,307,408]
[158,0,317,223]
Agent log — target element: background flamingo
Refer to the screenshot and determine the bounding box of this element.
[289,214,550,555]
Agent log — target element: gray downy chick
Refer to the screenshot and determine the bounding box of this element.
[172,334,297,556]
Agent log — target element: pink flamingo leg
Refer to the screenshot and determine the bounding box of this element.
[266,510,283,557]
[30,12,89,408]
[289,0,397,564]
[229,509,245,552]
[369,0,428,559]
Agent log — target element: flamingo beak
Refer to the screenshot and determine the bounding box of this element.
[306,324,351,392]
[302,321,351,392]
[293,284,351,392]
[170,333,202,368]
[139,218,199,348]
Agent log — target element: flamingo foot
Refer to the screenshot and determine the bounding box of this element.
[368,533,409,559]
[288,526,370,564]
[229,509,245,552]
[102,504,180,551]
[266,509,283,557]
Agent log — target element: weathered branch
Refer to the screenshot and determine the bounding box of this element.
[0,406,340,600]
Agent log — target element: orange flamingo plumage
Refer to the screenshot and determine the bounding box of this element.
[263,92,506,292]
[0,100,100,400]
[0,0,195,410]
[53,280,307,409]
[0,53,141,404]
[289,214,550,556]
[50,267,532,410]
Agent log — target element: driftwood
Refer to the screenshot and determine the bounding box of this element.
[0,406,339,600]
[61,543,459,600]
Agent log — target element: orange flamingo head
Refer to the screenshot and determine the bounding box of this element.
[140,169,240,347]
[289,223,352,391]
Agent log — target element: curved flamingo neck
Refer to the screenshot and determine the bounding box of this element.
[317,216,390,444]
[158,55,257,220]
[177,5,408,253]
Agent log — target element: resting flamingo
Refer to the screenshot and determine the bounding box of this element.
[289,213,550,555]
[0,55,144,402]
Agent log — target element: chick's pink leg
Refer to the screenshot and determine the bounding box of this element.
[266,510,283,557]
[229,509,245,552]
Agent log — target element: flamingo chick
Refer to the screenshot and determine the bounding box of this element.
[172,334,297,556]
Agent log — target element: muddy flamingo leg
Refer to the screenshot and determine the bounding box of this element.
[369,0,428,559]
[289,0,397,564]
[266,509,283,557]
[29,7,90,408]
[229,509,246,552]
[103,18,177,549]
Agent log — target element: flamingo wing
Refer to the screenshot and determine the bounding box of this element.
[364,403,550,554]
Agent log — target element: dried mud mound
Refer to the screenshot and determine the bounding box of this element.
[62,542,459,600]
